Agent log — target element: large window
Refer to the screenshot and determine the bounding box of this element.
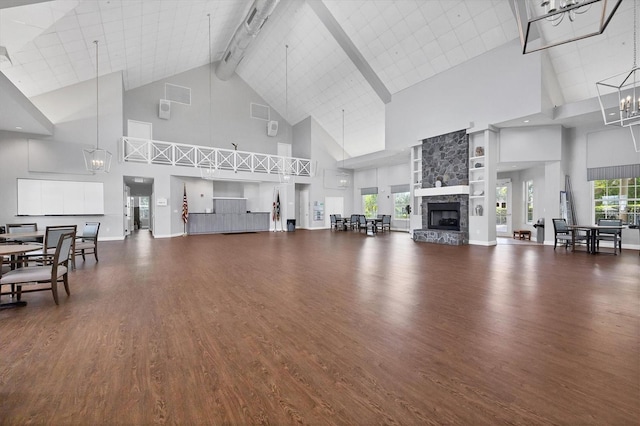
[525,180,534,224]
[393,192,410,219]
[362,194,378,218]
[594,178,640,225]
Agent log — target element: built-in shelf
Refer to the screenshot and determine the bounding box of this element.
[414,185,469,197]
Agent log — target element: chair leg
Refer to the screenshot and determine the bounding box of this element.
[51,281,59,305]
[17,285,21,301]
[94,248,98,262]
[81,249,86,261]
[62,274,70,296]
[554,238,557,250]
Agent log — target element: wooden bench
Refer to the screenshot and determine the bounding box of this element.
[513,230,531,240]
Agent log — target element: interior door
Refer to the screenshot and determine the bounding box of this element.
[496,180,512,237]
[299,188,309,229]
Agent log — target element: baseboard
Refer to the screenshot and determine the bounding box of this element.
[100,236,126,241]
[468,240,497,246]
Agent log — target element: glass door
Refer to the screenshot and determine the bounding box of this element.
[496,180,512,236]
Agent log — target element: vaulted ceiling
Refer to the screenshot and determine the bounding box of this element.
[0,0,636,158]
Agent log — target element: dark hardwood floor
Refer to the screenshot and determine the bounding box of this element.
[0,229,638,425]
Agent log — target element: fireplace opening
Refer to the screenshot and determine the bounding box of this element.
[428,202,460,231]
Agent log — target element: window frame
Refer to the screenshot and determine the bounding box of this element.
[393,192,410,220]
[525,180,534,225]
[592,177,639,225]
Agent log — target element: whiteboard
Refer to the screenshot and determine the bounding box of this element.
[17,179,104,215]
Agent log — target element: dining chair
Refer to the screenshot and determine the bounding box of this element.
[350,214,359,230]
[358,215,367,232]
[552,218,586,250]
[596,219,622,254]
[330,214,337,230]
[23,225,77,269]
[381,215,391,232]
[0,232,74,305]
[75,222,100,263]
[5,223,39,243]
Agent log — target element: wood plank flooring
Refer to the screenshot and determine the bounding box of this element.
[0,230,638,425]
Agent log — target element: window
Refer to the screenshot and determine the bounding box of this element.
[525,180,534,224]
[393,192,410,219]
[362,194,378,218]
[593,178,640,225]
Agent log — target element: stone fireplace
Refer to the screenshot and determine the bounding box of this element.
[413,129,469,245]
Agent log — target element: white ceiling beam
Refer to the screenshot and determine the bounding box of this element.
[307,0,391,104]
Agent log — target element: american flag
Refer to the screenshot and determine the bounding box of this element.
[182,184,188,224]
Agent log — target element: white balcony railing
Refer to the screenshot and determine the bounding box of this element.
[121,137,312,177]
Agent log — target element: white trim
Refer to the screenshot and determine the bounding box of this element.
[468,239,497,246]
[414,185,469,197]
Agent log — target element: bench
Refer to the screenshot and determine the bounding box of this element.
[513,230,531,240]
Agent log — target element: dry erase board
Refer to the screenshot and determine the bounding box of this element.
[17,179,104,216]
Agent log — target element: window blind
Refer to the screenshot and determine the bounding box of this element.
[587,164,640,181]
[390,184,410,193]
[360,187,378,195]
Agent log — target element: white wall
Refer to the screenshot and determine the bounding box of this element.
[0,72,125,240]
[386,39,543,150]
[499,126,563,162]
[124,63,292,154]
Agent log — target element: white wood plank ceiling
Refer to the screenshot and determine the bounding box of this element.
[0,0,637,157]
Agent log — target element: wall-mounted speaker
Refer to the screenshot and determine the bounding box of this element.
[159,99,171,120]
[267,120,278,137]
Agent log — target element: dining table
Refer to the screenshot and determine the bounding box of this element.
[0,244,42,309]
[568,224,625,254]
[0,230,45,243]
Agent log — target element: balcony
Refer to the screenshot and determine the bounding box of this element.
[121,137,313,178]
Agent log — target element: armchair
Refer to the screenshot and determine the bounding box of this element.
[552,218,586,250]
[75,222,100,263]
[0,232,74,305]
[596,219,622,254]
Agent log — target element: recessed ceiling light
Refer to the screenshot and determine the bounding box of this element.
[523,120,530,123]
[15,126,22,130]
[511,165,517,168]
[608,112,616,116]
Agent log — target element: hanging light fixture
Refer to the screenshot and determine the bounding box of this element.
[513,0,621,54]
[279,44,293,184]
[337,109,349,189]
[84,40,112,173]
[596,0,640,152]
[201,13,218,180]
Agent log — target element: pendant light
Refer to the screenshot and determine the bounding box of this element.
[279,44,292,184]
[83,40,112,173]
[596,0,640,151]
[201,13,218,179]
[337,108,349,188]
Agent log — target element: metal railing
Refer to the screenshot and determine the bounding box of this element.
[121,137,312,177]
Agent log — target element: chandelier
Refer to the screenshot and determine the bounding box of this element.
[83,40,112,173]
[596,0,640,152]
[513,0,621,54]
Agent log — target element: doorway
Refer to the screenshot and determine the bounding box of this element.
[496,180,512,237]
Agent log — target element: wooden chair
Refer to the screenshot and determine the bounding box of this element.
[75,222,100,263]
[596,219,622,254]
[23,225,77,269]
[0,232,74,305]
[5,223,39,243]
